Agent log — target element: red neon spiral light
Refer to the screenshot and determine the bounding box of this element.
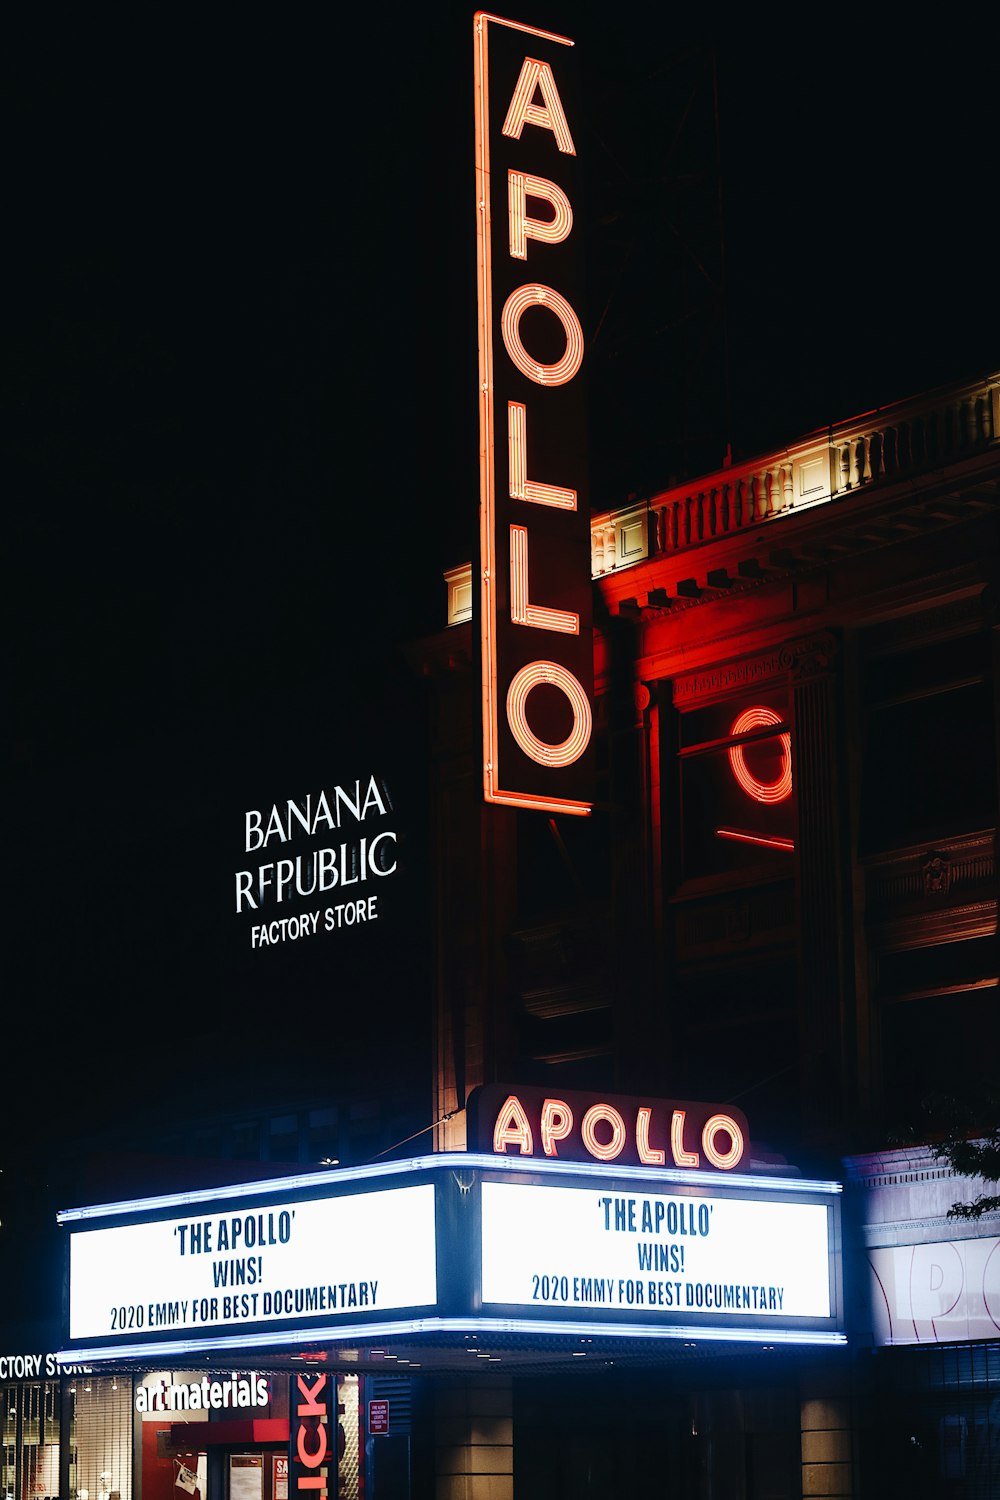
[728,706,792,804]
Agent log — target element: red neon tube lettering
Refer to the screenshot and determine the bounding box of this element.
[508,171,573,259]
[636,1107,665,1166]
[580,1103,626,1161]
[701,1113,745,1171]
[670,1110,700,1168]
[501,284,584,387]
[493,1094,534,1154]
[501,57,576,154]
[508,402,576,509]
[728,706,792,804]
[540,1098,574,1156]
[507,660,592,768]
[510,525,579,633]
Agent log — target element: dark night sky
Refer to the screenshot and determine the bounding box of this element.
[7,5,997,1151]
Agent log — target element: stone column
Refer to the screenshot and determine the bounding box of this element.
[800,1391,855,1497]
[433,1376,513,1500]
[787,633,851,1142]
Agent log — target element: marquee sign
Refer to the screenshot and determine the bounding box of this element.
[57,1154,843,1362]
[480,1179,835,1332]
[63,1181,437,1348]
[468,1084,751,1173]
[474,12,594,814]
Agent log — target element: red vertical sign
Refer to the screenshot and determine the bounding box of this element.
[474,12,593,815]
[288,1374,335,1500]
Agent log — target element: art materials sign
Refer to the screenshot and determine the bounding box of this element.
[65,1184,437,1345]
[480,1179,837,1332]
[134,1375,270,1412]
[468,1084,750,1173]
[474,13,593,814]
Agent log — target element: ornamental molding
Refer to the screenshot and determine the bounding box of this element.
[673,633,838,706]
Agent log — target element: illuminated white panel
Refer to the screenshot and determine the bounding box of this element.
[867,1236,1000,1345]
[69,1185,436,1342]
[480,1181,831,1321]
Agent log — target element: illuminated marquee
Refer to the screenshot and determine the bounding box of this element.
[56,1154,844,1361]
[480,1178,837,1333]
[475,12,594,814]
[468,1084,750,1173]
[64,1183,437,1346]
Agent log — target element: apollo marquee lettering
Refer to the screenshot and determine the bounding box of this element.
[475,13,594,814]
[468,1085,750,1173]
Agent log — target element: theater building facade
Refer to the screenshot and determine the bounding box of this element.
[6,2,997,1492]
[9,368,991,1500]
[423,366,1000,1496]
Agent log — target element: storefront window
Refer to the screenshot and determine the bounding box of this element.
[71,1377,133,1500]
[860,681,996,853]
[1,1380,62,1500]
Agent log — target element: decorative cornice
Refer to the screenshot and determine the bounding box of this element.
[673,632,838,705]
[673,649,789,705]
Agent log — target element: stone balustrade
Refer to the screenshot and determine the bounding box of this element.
[446,372,999,621]
[594,370,999,575]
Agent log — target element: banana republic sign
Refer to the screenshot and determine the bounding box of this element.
[474,12,593,814]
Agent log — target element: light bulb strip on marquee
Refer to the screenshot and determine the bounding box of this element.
[475,11,594,815]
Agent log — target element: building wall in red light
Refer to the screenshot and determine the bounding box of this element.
[421,373,1000,1156]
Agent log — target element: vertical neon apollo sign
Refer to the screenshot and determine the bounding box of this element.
[475,12,594,814]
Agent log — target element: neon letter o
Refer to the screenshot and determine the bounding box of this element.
[728,706,792,804]
[507,661,592,767]
[501,283,584,386]
[581,1103,627,1162]
[701,1113,745,1171]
